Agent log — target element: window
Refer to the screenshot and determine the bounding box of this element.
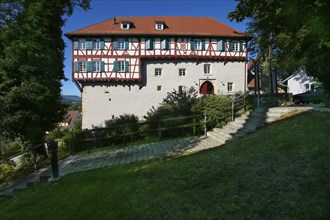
[93,61,100,72]
[233,42,239,51]
[114,61,128,72]
[191,39,205,50]
[79,40,86,50]
[178,86,183,93]
[118,61,125,72]
[120,22,130,30]
[310,84,315,91]
[227,82,233,92]
[75,61,104,72]
[155,68,162,76]
[195,40,202,50]
[157,85,162,91]
[93,40,100,50]
[204,64,211,75]
[114,38,128,50]
[229,41,239,52]
[179,68,186,76]
[218,40,225,51]
[155,23,164,30]
[161,39,169,50]
[117,39,126,50]
[79,61,86,72]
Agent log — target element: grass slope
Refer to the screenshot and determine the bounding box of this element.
[1,112,329,219]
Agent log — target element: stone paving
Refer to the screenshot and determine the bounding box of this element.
[58,137,201,176]
[1,105,329,196]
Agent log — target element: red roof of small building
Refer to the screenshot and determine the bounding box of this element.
[65,16,248,39]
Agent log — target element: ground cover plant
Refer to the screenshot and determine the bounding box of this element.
[0,111,329,219]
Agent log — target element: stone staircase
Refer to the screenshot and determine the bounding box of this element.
[184,106,314,154]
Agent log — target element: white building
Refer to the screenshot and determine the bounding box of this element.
[65,16,250,129]
[282,70,317,95]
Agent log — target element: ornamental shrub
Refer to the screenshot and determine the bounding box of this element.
[192,95,232,130]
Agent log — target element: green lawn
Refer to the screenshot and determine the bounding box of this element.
[1,112,330,219]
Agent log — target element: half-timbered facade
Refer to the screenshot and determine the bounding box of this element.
[66,16,250,129]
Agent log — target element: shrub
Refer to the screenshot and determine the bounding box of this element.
[162,86,197,106]
[143,87,199,138]
[192,95,232,130]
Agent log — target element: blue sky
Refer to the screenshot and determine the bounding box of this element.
[61,0,248,96]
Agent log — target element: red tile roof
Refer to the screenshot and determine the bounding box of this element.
[65,16,248,38]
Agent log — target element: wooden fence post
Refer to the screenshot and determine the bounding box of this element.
[193,116,196,136]
[231,100,235,121]
[204,113,207,136]
[158,121,162,141]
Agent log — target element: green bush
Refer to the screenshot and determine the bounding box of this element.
[103,114,141,146]
[62,130,83,154]
[192,95,232,130]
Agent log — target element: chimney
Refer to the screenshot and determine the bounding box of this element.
[113,17,116,25]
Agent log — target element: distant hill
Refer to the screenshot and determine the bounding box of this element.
[62,95,81,103]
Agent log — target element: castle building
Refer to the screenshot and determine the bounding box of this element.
[65,16,250,129]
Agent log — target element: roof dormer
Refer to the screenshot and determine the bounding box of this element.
[155,21,165,30]
[120,21,131,30]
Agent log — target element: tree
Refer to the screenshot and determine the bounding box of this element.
[228,0,330,94]
[0,0,90,157]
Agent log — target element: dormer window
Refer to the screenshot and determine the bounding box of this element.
[155,22,164,30]
[120,22,131,30]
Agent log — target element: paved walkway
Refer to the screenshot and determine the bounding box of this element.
[59,137,201,175]
[1,105,329,196]
[0,136,205,196]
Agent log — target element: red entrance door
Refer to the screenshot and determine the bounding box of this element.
[200,81,214,94]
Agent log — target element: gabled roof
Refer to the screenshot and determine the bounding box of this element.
[65,16,249,39]
[63,111,81,128]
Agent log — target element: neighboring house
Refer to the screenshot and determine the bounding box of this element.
[280,70,317,95]
[59,111,82,129]
[65,16,250,129]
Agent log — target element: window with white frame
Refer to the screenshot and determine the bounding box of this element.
[204,64,211,75]
[178,86,183,93]
[195,39,202,50]
[155,23,164,30]
[227,82,233,92]
[117,39,126,50]
[79,61,86,72]
[93,61,100,72]
[118,61,125,72]
[79,40,86,50]
[157,85,162,91]
[155,68,162,76]
[120,22,130,30]
[93,40,100,50]
[233,42,239,51]
[179,68,186,76]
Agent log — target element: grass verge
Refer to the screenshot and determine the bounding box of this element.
[0,111,329,219]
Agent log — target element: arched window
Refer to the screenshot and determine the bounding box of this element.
[200,81,214,94]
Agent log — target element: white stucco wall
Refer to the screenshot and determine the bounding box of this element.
[81,60,246,129]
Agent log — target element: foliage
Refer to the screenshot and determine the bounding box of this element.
[105,114,139,128]
[64,102,82,112]
[145,86,198,121]
[228,0,330,95]
[192,95,232,129]
[0,112,329,219]
[143,87,198,138]
[162,86,198,106]
[0,0,90,156]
